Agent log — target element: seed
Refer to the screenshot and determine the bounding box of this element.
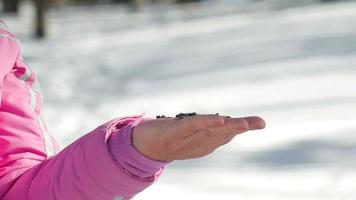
[175,112,198,119]
[156,115,167,119]
[156,113,202,120]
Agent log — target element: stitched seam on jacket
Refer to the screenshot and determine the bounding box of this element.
[17,62,55,157]
[0,33,21,47]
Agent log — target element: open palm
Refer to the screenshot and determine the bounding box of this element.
[132,114,266,162]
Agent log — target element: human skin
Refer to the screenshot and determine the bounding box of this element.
[132,114,266,162]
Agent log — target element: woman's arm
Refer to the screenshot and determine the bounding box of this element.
[3,116,167,200]
[3,114,264,200]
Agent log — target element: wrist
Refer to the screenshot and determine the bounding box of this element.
[107,117,169,180]
[132,119,172,162]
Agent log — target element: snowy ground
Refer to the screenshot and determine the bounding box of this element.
[2,1,356,199]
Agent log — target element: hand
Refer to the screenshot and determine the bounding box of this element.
[132,114,266,162]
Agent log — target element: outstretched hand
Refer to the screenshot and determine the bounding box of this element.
[132,114,266,162]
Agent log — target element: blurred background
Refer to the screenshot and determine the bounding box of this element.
[1,0,356,199]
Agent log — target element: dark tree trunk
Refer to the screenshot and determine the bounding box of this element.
[34,0,46,38]
[2,0,20,13]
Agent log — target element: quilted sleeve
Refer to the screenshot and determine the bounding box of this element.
[3,116,167,200]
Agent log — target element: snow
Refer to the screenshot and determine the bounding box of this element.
[2,1,356,199]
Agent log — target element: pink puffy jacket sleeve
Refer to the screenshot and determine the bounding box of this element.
[4,116,167,200]
[0,21,167,200]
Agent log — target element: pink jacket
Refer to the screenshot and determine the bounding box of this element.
[0,20,166,200]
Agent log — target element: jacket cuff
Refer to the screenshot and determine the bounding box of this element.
[107,116,169,182]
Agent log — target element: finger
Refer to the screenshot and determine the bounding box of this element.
[200,116,264,139]
[175,116,266,160]
[177,118,250,159]
[224,118,250,132]
[183,118,248,143]
[175,114,225,135]
[243,116,266,130]
[203,118,250,139]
